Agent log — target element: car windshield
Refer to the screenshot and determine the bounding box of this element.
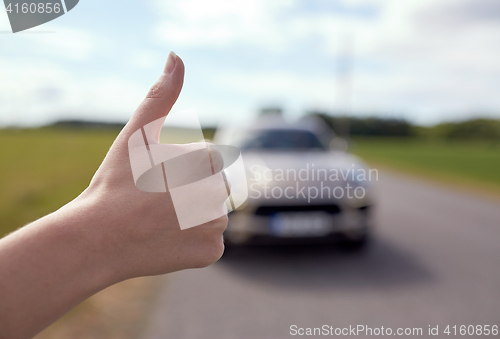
[240,129,327,151]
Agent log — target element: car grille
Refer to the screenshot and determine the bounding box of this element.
[254,204,341,216]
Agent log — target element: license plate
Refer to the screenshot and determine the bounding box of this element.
[269,212,332,237]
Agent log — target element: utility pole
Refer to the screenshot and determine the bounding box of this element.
[335,31,354,139]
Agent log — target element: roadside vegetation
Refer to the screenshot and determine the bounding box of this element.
[351,137,500,191]
[315,114,500,194]
[0,127,119,237]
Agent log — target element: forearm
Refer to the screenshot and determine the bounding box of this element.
[0,198,117,339]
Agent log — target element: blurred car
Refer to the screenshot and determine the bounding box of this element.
[214,116,376,248]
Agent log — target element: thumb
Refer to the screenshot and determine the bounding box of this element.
[124,51,185,141]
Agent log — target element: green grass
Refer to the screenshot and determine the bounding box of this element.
[0,128,120,237]
[351,137,500,192]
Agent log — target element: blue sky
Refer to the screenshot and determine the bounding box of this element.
[1,0,500,127]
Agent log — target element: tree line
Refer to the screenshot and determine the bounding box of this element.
[313,113,500,140]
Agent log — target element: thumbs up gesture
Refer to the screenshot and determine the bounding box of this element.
[85,52,229,278]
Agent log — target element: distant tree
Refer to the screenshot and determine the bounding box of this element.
[420,118,500,141]
[444,119,500,140]
[49,120,126,129]
[309,112,413,137]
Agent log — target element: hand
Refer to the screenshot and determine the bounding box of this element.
[77,51,228,279]
[0,52,228,339]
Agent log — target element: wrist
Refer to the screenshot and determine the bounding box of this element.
[0,196,121,339]
[48,195,123,289]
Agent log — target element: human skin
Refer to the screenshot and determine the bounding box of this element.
[0,52,228,339]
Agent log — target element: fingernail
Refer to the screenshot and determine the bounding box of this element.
[165,51,177,74]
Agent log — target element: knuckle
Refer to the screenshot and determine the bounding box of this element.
[193,240,225,268]
[191,216,227,268]
[209,214,228,229]
[146,78,167,99]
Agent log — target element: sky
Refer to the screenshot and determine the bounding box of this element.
[0,0,500,127]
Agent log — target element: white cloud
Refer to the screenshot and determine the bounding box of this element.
[0,57,145,126]
[151,0,500,123]
[1,26,95,61]
[130,49,164,69]
[38,27,94,60]
[154,0,296,51]
[213,70,335,107]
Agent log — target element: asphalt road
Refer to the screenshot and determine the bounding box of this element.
[142,171,500,339]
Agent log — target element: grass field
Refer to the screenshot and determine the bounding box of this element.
[351,137,500,193]
[0,127,120,237]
